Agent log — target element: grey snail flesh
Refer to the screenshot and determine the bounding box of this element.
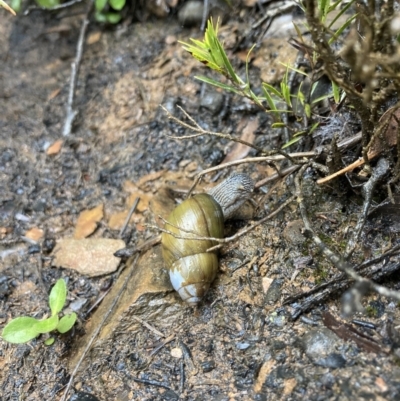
[161,193,224,306]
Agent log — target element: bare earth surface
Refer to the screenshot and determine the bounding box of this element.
[1,5,400,401]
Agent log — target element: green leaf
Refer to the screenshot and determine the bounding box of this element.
[279,62,309,77]
[109,0,125,11]
[2,317,40,344]
[35,0,59,8]
[328,0,356,29]
[282,135,303,149]
[44,337,55,346]
[95,0,107,12]
[49,278,67,316]
[304,103,311,118]
[309,122,320,134]
[57,313,77,334]
[327,0,343,13]
[281,80,292,107]
[332,80,340,103]
[95,11,107,22]
[9,0,20,12]
[34,315,59,334]
[195,75,242,94]
[106,12,122,24]
[329,14,357,44]
[261,85,280,120]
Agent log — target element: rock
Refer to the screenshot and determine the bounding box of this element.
[52,238,125,277]
[178,1,204,27]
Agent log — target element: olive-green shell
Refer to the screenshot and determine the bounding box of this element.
[161,193,224,269]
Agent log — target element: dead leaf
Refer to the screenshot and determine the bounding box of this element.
[0,227,12,239]
[74,204,104,239]
[254,360,275,393]
[52,238,125,277]
[48,88,61,101]
[222,117,258,163]
[322,311,387,354]
[127,193,152,213]
[375,377,388,392]
[369,106,400,157]
[137,170,165,188]
[47,140,63,156]
[87,31,102,45]
[283,378,297,395]
[262,277,274,293]
[25,227,44,242]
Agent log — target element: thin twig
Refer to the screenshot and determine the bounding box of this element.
[344,158,389,258]
[35,249,47,295]
[187,154,313,197]
[24,0,83,15]
[60,253,140,401]
[120,197,140,237]
[207,194,296,252]
[201,0,209,31]
[114,235,161,259]
[294,164,400,306]
[62,0,93,136]
[150,334,175,356]
[132,315,165,338]
[149,221,226,244]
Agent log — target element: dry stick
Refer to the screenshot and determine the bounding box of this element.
[35,249,47,295]
[207,194,296,252]
[284,244,400,308]
[344,158,390,259]
[200,0,209,31]
[62,0,93,137]
[114,235,161,259]
[60,253,140,401]
[252,1,298,29]
[286,257,400,319]
[163,105,299,165]
[294,164,400,304]
[152,194,295,252]
[131,315,165,338]
[317,152,379,185]
[256,165,301,188]
[187,155,313,197]
[24,0,83,15]
[150,333,175,356]
[120,197,140,237]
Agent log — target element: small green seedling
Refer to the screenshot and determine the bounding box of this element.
[1,278,77,344]
[95,0,126,24]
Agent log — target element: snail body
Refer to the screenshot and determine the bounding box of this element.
[161,173,254,306]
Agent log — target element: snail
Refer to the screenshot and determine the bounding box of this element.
[161,173,254,306]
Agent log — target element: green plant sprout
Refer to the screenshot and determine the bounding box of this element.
[181,4,355,148]
[95,0,125,24]
[2,278,77,344]
[180,19,331,147]
[8,0,125,23]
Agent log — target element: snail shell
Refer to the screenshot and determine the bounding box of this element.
[161,173,254,306]
[161,193,224,306]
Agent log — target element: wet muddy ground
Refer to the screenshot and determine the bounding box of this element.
[1,3,400,401]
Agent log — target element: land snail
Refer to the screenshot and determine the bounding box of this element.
[161,173,255,306]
